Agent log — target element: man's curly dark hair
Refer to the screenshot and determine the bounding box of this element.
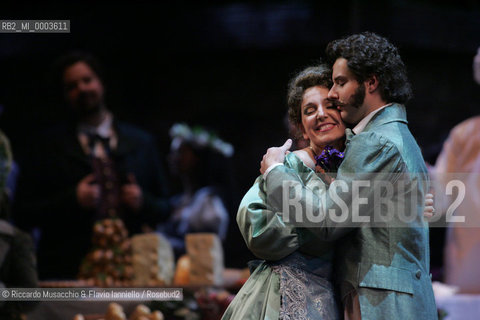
[287,64,332,138]
[326,32,412,104]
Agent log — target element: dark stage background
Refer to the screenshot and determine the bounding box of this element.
[1,0,480,268]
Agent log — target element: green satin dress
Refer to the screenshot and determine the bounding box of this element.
[222,153,340,320]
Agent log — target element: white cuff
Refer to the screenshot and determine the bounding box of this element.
[263,163,284,179]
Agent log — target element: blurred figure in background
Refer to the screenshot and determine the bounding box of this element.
[14,52,169,279]
[157,123,232,258]
[432,47,480,292]
[0,130,38,319]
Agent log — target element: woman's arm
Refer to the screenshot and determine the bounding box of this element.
[237,176,307,261]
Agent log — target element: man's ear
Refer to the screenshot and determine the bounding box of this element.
[366,75,379,93]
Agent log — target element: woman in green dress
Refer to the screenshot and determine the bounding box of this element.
[222,64,344,320]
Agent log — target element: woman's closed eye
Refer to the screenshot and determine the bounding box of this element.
[303,106,317,115]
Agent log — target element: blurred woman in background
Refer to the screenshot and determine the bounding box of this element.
[157,124,233,258]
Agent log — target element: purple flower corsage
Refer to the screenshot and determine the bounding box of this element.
[314,145,345,173]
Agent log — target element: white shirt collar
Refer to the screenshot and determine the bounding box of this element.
[77,112,118,156]
[352,103,392,135]
[77,111,114,138]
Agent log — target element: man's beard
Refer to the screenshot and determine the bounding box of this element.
[72,92,103,118]
[335,83,366,126]
[73,103,102,118]
[348,82,365,109]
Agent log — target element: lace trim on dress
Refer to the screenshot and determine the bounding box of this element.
[271,252,339,320]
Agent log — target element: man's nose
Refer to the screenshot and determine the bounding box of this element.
[328,87,338,100]
[77,80,90,92]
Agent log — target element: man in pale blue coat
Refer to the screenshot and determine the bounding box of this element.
[261,32,437,319]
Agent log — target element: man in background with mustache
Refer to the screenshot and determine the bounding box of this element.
[14,52,169,280]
